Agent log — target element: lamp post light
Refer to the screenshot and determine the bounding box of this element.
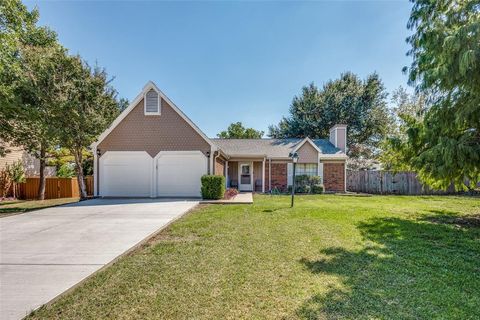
[289,151,299,207]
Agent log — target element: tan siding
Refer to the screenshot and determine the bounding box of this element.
[98,98,211,157]
[0,144,55,177]
[0,146,24,170]
[227,161,238,188]
[297,142,318,163]
[336,128,346,152]
[253,161,262,192]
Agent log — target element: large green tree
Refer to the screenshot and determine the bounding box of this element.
[0,0,59,199]
[379,87,426,170]
[217,122,264,139]
[53,56,121,199]
[269,72,392,160]
[393,0,480,190]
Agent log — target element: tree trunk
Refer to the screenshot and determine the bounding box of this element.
[74,150,87,200]
[37,147,46,200]
[12,182,16,199]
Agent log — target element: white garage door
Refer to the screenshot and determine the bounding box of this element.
[100,151,152,197]
[156,151,207,197]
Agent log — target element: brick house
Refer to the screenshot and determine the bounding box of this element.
[91,81,348,197]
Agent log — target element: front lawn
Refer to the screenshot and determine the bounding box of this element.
[28,195,479,319]
[0,198,79,216]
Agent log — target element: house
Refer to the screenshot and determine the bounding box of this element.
[91,81,348,198]
[0,141,56,177]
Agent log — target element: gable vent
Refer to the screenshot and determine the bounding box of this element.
[145,89,160,114]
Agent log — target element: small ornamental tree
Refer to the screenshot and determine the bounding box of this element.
[9,160,26,198]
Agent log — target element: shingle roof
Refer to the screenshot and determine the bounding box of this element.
[212,138,345,158]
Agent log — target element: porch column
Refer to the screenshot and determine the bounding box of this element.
[262,158,265,193]
[225,160,229,188]
[269,158,272,191]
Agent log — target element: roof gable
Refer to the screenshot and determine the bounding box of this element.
[92,81,214,149]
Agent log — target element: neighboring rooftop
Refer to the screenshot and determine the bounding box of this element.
[212,138,344,158]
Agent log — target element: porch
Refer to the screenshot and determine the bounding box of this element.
[226,159,266,192]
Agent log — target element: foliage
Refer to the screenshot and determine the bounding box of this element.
[1,1,121,200]
[9,160,25,198]
[395,0,480,190]
[57,163,76,178]
[217,122,264,139]
[51,55,120,199]
[288,175,323,193]
[379,87,427,171]
[311,184,324,194]
[224,188,239,200]
[268,73,392,160]
[0,1,61,199]
[0,0,57,104]
[0,165,12,198]
[201,175,226,199]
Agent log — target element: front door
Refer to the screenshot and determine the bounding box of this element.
[238,163,253,191]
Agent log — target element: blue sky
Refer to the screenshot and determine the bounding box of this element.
[26,0,413,138]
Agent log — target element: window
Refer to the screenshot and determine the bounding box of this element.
[296,163,317,176]
[144,89,160,115]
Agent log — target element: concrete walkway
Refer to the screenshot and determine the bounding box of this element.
[201,192,253,204]
[0,198,198,320]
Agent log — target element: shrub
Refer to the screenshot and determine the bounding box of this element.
[57,163,76,178]
[224,188,239,200]
[311,184,325,194]
[295,175,310,187]
[296,185,311,194]
[288,184,311,194]
[201,175,226,200]
[309,176,322,186]
[0,165,12,198]
[9,161,26,199]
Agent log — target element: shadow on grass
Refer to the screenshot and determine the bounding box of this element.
[297,212,480,319]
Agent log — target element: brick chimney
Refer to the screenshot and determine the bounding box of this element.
[329,124,347,153]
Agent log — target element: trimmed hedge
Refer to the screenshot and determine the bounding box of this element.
[311,184,324,194]
[287,175,324,194]
[201,175,226,200]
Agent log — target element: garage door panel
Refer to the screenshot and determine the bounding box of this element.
[156,152,206,197]
[100,152,152,197]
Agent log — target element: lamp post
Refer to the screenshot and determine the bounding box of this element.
[289,152,299,207]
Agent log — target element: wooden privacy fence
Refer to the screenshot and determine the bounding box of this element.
[346,170,455,195]
[18,176,94,200]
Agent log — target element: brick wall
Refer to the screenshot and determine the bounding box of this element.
[323,162,345,192]
[270,163,287,192]
[215,158,225,176]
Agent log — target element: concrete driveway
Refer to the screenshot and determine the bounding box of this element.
[0,198,198,320]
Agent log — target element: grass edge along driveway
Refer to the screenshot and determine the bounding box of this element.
[27,194,480,320]
[0,198,79,217]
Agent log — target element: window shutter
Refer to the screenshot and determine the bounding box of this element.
[145,89,159,114]
[287,163,293,186]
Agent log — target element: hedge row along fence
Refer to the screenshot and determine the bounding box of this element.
[15,176,94,200]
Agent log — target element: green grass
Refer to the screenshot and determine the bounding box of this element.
[0,198,79,216]
[28,195,480,319]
